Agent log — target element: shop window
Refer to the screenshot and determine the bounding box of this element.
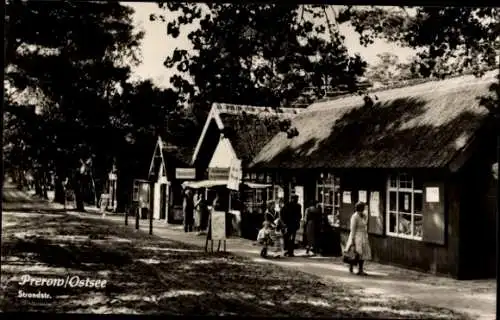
[244,188,265,214]
[265,185,284,213]
[316,174,340,227]
[386,173,423,240]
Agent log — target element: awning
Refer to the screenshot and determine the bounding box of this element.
[244,182,272,189]
[182,180,272,189]
[182,179,228,189]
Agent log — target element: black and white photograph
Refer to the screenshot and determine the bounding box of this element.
[2,1,499,318]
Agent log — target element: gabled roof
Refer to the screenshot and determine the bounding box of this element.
[191,103,304,166]
[250,71,498,170]
[149,137,192,178]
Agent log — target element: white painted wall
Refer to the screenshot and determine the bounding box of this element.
[208,136,237,169]
[153,183,161,219]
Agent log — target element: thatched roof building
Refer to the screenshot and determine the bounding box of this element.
[191,103,304,169]
[250,71,498,170]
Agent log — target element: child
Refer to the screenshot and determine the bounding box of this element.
[257,221,272,244]
[257,221,273,257]
[272,216,286,257]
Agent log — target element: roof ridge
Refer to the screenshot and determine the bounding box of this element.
[212,102,304,116]
[311,69,498,105]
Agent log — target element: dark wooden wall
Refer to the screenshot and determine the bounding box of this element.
[457,135,497,279]
[335,169,460,278]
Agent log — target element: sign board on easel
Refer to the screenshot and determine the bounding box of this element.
[205,210,227,253]
[210,211,226,240]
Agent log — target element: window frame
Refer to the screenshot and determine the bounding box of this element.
[316,173,340,227]
[386,173,423,241]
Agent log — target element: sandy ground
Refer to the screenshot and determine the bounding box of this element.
[0,185,474,318]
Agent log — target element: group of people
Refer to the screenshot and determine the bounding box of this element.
[185,186,372,275]
[258,194,302,257]
[258,195,371,276]
[182,188,211,234]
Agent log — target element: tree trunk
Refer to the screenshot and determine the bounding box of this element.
[35,171,43,196]
[75,181,85,211]
[54,176,65,204]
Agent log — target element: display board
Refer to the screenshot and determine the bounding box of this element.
[210,210,227,240]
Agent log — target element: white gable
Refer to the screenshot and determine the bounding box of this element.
[208,136,238,169]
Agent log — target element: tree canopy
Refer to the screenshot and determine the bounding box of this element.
[151,3,368,119]
[4,0,193,210]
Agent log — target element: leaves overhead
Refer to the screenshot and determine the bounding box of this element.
[364,52,421,87]
[339,6,499,78]
[4,1,192,210]
[152,3,368,118]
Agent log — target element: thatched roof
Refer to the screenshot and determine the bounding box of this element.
[191,103,304,166]
[250,71,498,170]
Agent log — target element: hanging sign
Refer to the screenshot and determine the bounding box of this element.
[358,190,367,203]
[426,187,440,203]
[176,168,196,180]
[342,191,352,204]
[210,211,226,240]
[227,159,242,191]
[208,167,230,180]
[369,191,380,217]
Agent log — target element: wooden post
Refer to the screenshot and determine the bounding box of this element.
[125,205,128,226]
[205,210,211,252]
[149,182,153,235]
[149,209,153,235]
[135,206,140,230]
[223,240,226,252]
[496,131,499,316]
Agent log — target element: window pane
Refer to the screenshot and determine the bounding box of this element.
[398,213,412,235]
[318,187,324,203]
[414,215,423,238]
[399,173,412,189]
[390,175,397,188]
[389,192,397,211]
[398,192,412,213]
[324,190,332,206]
[323,205,333,215]
[414,177,423,191]
[389,212,397,233]
[414,192,423,214]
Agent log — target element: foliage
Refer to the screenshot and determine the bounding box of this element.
[365,52,421,87]
[3,1,191,210]
[338,7,499,76]
[151,3,368,120]
[337,6,499,116]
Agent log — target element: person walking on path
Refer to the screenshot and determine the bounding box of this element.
[194,191,205,233]
[304,200,322,255]
[183,188,195,232]
[280,195,302,257]
[344,201,372,275]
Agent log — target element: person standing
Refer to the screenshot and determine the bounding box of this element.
[304,200,322,255]
[280,194,302,257]
[183,188,195,232]
[194,191,204,233]
[344,201,372,275]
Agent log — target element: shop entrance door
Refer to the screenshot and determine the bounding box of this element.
[160,183,167,220]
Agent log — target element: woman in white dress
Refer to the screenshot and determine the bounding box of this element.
[344,201,372,275]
